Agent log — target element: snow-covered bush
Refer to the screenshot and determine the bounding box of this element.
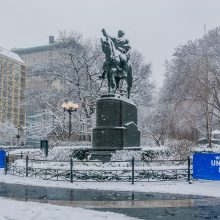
[26,146,91,161]
[71,148,90,160]
[111,150,141,161]
[25,141,195,163]
[111,146,171,161]
[167,139,194,160]
[141,148,171,161]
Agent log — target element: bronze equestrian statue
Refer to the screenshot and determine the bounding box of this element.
[100,29,132,99]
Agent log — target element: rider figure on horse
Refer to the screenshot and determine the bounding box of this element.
[100,29,132,98]
[103,29,131,54]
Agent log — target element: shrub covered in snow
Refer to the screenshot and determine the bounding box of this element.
[18,139,198,167]
[166,139,194,160]
[141,147,171,161]
[111,139,195,162]
[111,146,171,161]
[111,150,141,161]
[71,148,90,160]
[27,146,91,161]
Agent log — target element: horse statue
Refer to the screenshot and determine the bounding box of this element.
[100,29,132,99]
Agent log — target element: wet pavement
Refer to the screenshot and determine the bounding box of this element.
[0,182,220,219]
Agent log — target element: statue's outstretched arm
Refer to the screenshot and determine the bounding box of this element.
[102,28,107,37]
[102,28,115,41]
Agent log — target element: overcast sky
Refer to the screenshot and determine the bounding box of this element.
[1,0,220,87]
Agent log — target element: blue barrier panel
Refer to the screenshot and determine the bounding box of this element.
[193,153,220,180]
[0,150,6,168]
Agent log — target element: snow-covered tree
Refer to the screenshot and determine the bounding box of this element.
[159,27,220,145]
[130,50,154,105]
[0,121,17,145]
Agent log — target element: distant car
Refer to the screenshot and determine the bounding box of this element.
[198,130,220,145]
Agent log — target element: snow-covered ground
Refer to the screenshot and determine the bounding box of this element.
[1,169,220,198]
[0,197,137,220]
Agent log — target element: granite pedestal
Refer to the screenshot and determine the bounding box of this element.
[91,93,140,161]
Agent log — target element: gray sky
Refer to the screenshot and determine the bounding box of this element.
[1,0,220,87]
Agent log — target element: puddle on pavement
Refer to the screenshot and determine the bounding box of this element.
[0,182,219,209]
[1,182,220,219]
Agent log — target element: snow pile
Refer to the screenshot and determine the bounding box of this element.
[0,197,137,220]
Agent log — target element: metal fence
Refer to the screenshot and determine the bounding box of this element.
[4,156,192,183]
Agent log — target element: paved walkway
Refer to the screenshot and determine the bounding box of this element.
[0,182,220,219]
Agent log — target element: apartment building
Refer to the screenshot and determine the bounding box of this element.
[0,47,26,127]
[12,36,61,87]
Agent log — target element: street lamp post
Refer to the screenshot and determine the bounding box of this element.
[62,101,79,139]
[16,126,20,146]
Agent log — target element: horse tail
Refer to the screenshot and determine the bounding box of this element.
[127,66,132,98]
[127,66,132,87]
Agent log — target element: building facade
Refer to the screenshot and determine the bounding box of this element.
[13,36,63,92]
[12,36,62,145]
[0,47,26,127]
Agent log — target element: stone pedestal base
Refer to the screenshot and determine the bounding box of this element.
[90,94,140,161]
[88,150,116,162]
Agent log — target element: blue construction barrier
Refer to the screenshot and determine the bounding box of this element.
[0,150,6,168]
[193,152,220,180]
